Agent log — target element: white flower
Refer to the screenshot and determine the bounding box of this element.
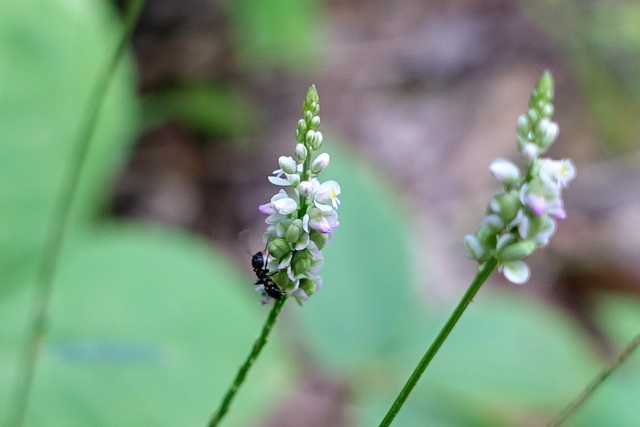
[273,197,298,215]
[262,190,298,215]
[314,180,341,209]
[539,158,576,189]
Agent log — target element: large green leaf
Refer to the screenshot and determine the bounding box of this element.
[226,0,321,70]
[358,290,605,426]
[0,0,138,290]
[297,139,415,370]
[564,294,640,426]
[0,224,292,426]
[142,81,259,137]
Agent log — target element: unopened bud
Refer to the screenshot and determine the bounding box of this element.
[295,143,307,161]
[292,250,311,276]
[268,238,291,259]
[516,115,530,137]
[304,110,313,123]
[298,180,314,196]
[299,278,317,297]
[309,229,329,250]
[310,116,321,130]
[311,131,323,149]
[297,119,307,134]
[540,121,559,149]
[310,153,330,174]
[305,130,316,146]
[464,235,486,261]
[285,219,304,244]
[498,240,536,262]
[489,158,520,185]
[278,156,297,174]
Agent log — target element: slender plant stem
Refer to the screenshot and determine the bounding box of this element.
[379,258,498,427]
[209,296,288,426]
[547,332,640,427]
[5,2,145,426]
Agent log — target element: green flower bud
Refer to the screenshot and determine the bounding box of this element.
[490,193,520,223]
[305,130,316,146]
[291,250,311,276]
[310,153,330,175]
[309,229,329,250]
[536,70,554,100]
[498,240,536,262]
[481,214,504,232]
[309,115,321,130]
[273,270,295,291]
[516,115,530,137]
[295,143,307,161]
[297,119,307,135]
[278,156,297,174]
[295,129,304,143]
[304,110,313,123]
[476,225,497,248]
[311,131,323,150]
[525,214,547,239]
[299,278,317,297]
[268,238,291,259]
[285,219,304,244]
[541,103,554,118]
[464,235,487,261]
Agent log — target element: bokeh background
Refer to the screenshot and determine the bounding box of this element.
[2,0,640,425]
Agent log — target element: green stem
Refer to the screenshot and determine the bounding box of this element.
[209,296,288,426]
[547,332,640,427]
[379,258,498,427]
[5,2,145,426]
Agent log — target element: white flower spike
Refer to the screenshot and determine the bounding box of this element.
[256,86,341,304]
[464,71,575,284]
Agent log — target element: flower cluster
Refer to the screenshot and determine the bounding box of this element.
[464,71,576,284]
[257,86,341,304]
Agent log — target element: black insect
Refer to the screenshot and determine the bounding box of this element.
[251,251,283,301]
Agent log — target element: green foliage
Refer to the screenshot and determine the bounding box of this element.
[0,0,138,291]
[297,138,415,370]
[226,0,321,70]
[358,291,606,425]
[142,82,259,137]
[0,1,291,425]
[0,225,292,426]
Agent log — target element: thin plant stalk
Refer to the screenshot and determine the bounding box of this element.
[379,258,498,427]
[5,2,146,426]
[209,296,288,426]
[547,332,640,427]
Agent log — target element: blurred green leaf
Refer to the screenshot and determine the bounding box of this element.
[227,0,321,70]
[359,290,605,425]
[297,138,415,371]
[563,293,640,426]
[143,82,259,137]
[0,224,292,426]
[0,0,139,290]
[521,0,640,153]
